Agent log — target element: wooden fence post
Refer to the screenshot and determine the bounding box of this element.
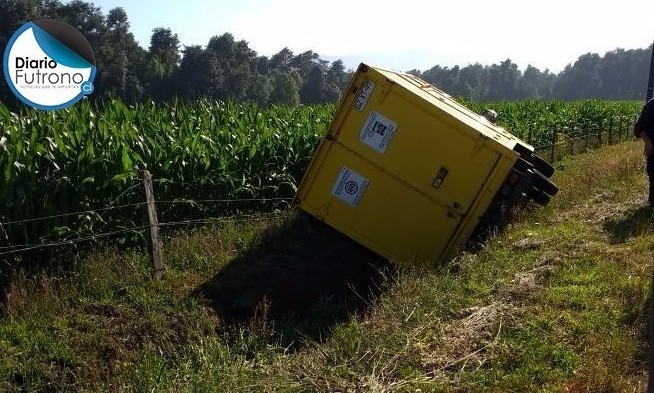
[550,130,557,163]
[608,117,614,144]
[139,169,164,280]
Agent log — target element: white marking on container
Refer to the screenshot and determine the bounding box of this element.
[360,111,398,153]
[354,79,375,111]
[331,166,369,207]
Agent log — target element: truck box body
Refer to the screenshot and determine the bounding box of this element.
[294,64,540,265]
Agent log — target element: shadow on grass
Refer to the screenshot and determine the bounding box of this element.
[193,212,396,347]
[604,205,654,388]
[602,206,654,243]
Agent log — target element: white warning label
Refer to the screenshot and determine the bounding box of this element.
[360,111,398,153]
[331,166,369,207]
[354,79,375,111]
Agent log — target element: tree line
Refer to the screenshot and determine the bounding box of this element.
[1,0,652,109]
[409,49,651,101]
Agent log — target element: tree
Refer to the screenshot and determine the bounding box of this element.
[247,74,272,106]
[176,45,212,98]
[269,72,300,105]
[458,63,486,101]
[554,53,602,100]
[269,48,294,73]
[203,33,263,102]
[146,27,180,100]
[326,59,350,100]
[94,7,145,101]
[301,66,329,104]
[291,50,325,81]
[487,59,521,100]
[519,65,543,99]
[148,28,180,77]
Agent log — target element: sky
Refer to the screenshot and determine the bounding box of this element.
[91,0,653,74]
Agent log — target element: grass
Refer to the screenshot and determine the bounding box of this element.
[1,139,653,392]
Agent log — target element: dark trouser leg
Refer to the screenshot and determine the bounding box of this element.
[648,155,654,204]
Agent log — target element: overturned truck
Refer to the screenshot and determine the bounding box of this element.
[294,63,558,265]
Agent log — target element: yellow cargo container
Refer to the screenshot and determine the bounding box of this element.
[295,63,556,265]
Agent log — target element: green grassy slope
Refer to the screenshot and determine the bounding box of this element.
[1,140,652,392]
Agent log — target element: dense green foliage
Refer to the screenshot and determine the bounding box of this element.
[412,49,652,101]
[0,99,332,248]
[0,0,652,109]
[463,99,643,147]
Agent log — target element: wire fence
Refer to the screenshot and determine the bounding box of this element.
[0,114,640,271]
[528,115,638,162]
[0,210,289,256]
[0,185,293,266]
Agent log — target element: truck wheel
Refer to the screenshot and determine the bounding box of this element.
[514,143,554,178]
[531,170,559,196]
[530,189,551,206]
[530,154,555,178]
[514,157,533,173]
[513,143,532,157]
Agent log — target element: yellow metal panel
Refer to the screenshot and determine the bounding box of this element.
[298,142,462,265]
[376,68,526,150]
[327,65,518,215]
[442,154,518,260]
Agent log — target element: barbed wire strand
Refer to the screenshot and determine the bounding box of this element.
[106,180,142,206]
[0,211,291,255]
[0,197,294,227]
[0,202,148,226]
[0,226,150,255]
[156,197,292,204]
[159,212,288,229]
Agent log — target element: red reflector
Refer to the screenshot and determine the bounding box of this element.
[508,172,520,185]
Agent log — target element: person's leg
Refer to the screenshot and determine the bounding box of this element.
[648,155,654,205]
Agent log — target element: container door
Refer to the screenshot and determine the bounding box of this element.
[299,142,463,265]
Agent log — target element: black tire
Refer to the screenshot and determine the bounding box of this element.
[514,143,555,178]
[513,157,533,173]
[513,143,532,157]
[530,153,555,178]
[530,189,551,206]
[531,169,559,196]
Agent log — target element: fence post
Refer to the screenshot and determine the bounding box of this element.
[608,117,614,144]
[624,117,628,140]
[139,169,164,280]
[550,130,557,162]
[598,119,602,147]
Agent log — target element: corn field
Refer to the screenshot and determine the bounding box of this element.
[0,98,332,251]
[462,99,642,148]
[0,98,645,253]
